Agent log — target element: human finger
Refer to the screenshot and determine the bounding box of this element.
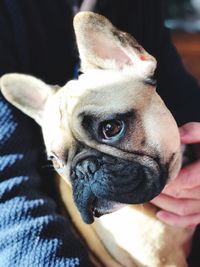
[151,194,200,217]
[162,185,200,200]
[156,210,200,228]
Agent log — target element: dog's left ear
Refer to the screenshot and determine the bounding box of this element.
[0,73,56,125]
[74,11,156,77]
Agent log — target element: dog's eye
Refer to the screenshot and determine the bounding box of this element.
[99,120,124,140]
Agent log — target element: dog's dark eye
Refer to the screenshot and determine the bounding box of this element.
[99,120,124,139]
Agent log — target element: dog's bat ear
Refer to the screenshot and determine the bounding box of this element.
[74,11,156,77]
[0,73,56,125]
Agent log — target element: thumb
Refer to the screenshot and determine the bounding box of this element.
[179,122,200,144]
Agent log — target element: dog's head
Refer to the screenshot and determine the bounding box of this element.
[0,12,181,224]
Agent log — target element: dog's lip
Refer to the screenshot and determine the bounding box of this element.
[92,207,109,218]
[92,198,106,218]
[91,198,125,218]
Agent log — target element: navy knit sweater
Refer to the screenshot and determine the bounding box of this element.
[0,0,200,266]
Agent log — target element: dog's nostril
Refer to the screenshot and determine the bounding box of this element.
[72,157,100,181]
[74,168,85,180]
[78,157,100,174]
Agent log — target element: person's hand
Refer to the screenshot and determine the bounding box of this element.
[151,122,200,228]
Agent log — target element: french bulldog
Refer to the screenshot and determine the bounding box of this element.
[0,11,194,267]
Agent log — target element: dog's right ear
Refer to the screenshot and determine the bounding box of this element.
[0,73,56,125]
[74,11,157,77]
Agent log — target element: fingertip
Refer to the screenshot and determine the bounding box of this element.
[150,195,161,206]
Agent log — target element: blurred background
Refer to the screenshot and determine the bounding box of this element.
[165,0,200,83]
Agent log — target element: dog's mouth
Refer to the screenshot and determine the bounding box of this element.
[70,152,168,224]
[92,197,125,218]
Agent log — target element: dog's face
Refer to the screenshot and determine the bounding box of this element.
[0,12,181,224]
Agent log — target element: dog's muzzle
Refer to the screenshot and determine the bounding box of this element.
[70,152,168,224]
